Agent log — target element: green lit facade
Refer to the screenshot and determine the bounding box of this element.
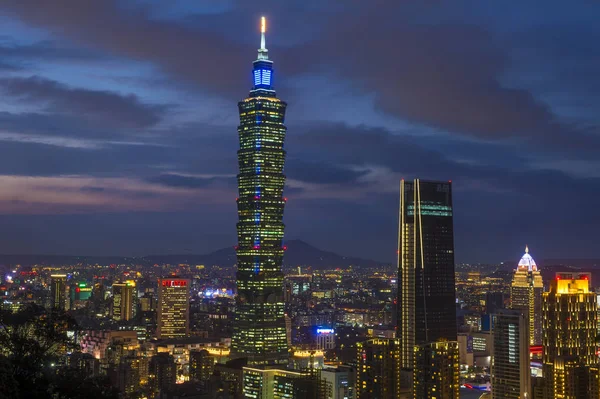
[231,20,289,366]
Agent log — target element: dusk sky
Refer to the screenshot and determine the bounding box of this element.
[0,1,598,263]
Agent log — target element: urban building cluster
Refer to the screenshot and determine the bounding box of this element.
[1,17,598,399]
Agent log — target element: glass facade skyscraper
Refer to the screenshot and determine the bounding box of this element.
[397,179,457,369]
[231,17,289,366]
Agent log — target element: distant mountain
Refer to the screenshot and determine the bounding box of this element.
[0,240,386,269]
[0,254,138,268]
[144,239,388,269]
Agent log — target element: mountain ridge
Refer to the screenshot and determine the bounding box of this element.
[0,240,389,269]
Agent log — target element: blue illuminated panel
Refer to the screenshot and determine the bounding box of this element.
[253,68,272,88]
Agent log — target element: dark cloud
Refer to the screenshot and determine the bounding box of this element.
[147,173,235,189]
[283,19,600,153]
[2,1,595,151]
[0,1,247,95]
[0,76,167,128]
[79,186,104,193]
[0,61,19,71]
[286,159,367,184]
[0,39,106,61]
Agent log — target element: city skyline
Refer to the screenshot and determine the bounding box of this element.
[0,2,598,263]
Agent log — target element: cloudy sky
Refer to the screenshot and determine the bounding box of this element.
[0,0,597,262]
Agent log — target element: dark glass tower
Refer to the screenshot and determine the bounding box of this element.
[230,17,289,366]
[396,179,457,369]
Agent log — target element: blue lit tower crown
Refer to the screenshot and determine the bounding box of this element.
[231,17,289,366]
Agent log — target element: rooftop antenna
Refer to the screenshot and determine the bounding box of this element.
[258,16,269,60]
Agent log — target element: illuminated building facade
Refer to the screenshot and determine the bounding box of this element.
[510,246,543,345]
[491,309,530,399]
[355,338,401,399]
[413,340,460,399]
[157,278,190,339]
[321,365,354,399]
[542,273,597,399]
[231,17,289,366]
[50,274,67,310]
[397,179,457,370]
[189,350,215,382]
[242,367,318,399]
[396,179,457,396]
[112,281,135,321]
[149,353,176,397]
[315,327,336,350]
[70,282,93,310]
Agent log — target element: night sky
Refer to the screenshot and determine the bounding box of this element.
[0,1,598,263]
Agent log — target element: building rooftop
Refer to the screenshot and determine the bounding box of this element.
[517,246,537,272]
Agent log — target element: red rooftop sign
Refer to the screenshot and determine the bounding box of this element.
[162,280,187,287]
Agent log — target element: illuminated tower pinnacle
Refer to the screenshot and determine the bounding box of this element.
[258,16,268,60]
[231,17,289,366]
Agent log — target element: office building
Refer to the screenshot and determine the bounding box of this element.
[189,349,215,382]
[149,353,177,397]
[112,281,135,321]
[243,367,318,399]
[510,246,543,345]
[50,274,67,310]
[413,340,460,399]
[157,277,190,339]
[485,292,505,315]
[397,179,457,369]
[542,272,597,399]
[355,338,401,399]
[108,356,142,396]
[321,365,354,399]
[315,327,336,350]
[396,179,458,397]
[231,16,289,366]
[491,309,530,399]
[70,282,93,310]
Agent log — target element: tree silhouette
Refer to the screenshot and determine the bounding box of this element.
[0,303,118,399]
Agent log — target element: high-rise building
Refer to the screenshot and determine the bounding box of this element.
[231,16,289,367]
[542,272,597,399]
[112,281,135,321]
[510,246,543,345]
[397,179,456,369]
[50,274,67,310]
[157,278,190,339]
[491,309,531,399]
[355,338,401,399]
[413,340,460,399]
[396,179,457,397]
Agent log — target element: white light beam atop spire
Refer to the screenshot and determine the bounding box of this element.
[261,16,266,49]
[258,16,269,60]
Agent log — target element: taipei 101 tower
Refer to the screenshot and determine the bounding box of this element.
[230,17,289,366]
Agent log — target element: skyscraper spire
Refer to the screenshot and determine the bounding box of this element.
[258,16,268,60]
